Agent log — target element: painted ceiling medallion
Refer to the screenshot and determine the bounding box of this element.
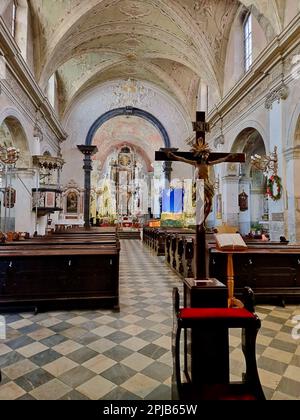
[119,0,152,19]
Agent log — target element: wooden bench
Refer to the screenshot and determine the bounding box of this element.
[0,231,120,312]
[209,247,300,305]
[158,230,300,303]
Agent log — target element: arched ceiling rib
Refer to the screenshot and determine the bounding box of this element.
[57,53,199,118]
[28,0,282,117]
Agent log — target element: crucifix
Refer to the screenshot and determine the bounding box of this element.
[156,111,245,281]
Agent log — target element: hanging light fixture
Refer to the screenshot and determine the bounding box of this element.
[111,78,154,109]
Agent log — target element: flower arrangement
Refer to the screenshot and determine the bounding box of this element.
[267,175,282,201]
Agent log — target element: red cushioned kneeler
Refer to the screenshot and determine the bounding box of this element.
[172,287,266,401]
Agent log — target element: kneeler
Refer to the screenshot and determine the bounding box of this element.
[172,287,266,400]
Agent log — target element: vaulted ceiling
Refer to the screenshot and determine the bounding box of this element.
[28,0,283,118]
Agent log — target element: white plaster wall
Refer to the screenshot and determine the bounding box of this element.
[62,81,193,188]
[223,10,244,95]
[222,104,270,156]
[252,13,268,61]
[284,0,300,27]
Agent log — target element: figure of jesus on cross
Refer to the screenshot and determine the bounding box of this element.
[156,112,245,283]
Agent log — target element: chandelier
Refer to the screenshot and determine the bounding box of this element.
[111,79,153,108]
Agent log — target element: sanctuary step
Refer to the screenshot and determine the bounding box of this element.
[117,230,141,240]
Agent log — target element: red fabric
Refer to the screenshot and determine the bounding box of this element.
[196,384,257,400]
[179,307,255,320]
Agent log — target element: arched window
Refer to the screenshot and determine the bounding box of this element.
[244,13,252,72]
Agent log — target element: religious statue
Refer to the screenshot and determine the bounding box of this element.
[239,190,249,212]
[166,140,232,222]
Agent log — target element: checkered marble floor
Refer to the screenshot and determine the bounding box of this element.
[0,240,299,400]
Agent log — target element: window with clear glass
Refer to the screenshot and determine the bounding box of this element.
[244,13,252,72]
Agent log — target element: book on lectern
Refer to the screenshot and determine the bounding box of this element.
[215,233,248,251]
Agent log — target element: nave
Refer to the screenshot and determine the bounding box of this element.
[0,241,299,400]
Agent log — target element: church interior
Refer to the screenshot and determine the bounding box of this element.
[0,0,299,401]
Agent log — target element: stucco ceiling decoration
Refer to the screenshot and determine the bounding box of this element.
[33,0,220,87]
[119,0,152,19]
[60,58,195,119]
[29,0,283,122]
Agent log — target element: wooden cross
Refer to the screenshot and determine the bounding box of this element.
[156,111,245,280]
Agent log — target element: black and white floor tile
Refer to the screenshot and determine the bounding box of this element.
[0,240,299,400]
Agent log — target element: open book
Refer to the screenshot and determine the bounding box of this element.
[215,233,248,251]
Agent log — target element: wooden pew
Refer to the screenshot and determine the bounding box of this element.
[143,227,195,257]
[0,231,120,312]
[160,230,300,303]
[209,246,300,305]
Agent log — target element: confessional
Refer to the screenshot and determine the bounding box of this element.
[172,287,265,400]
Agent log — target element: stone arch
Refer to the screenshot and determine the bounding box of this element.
[0,113,31,168]
[0,107,33,148]
[0,112,35,234]
[228,126,268,235]
[229,120,268,154]
[86,107,171,148]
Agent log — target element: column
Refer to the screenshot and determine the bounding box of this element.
[285,147,300,243]
[265,85,288,241]
[77,145,98,229]
[222,175,240,228]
